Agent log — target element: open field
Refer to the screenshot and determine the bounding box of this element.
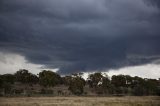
[0,96,160,106]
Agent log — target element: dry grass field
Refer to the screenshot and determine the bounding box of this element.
[0,96,159,106]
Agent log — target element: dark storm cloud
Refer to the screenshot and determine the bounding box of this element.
[147,0,160,8]
[0,0,160,74]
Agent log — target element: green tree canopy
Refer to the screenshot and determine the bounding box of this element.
[68,75,85,95]
[0,75,3,87]
[88,72,103,88]
[111,75,126,87]
[15,69,38,84]
[39,70,62,87]
[1,74,15,84]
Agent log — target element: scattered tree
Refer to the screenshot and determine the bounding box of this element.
[0,70,159,96]
[88,72,103,88]
[1,74,15,84]
[68,75,85,95]
[0,75,3,87]
[39,70,61,87]
[15,69,38,85]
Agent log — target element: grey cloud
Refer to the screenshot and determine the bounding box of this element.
[0,0,160,74]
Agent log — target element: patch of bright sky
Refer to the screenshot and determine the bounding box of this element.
[0,52,159,79]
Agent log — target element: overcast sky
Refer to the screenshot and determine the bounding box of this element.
[0,0,160,78]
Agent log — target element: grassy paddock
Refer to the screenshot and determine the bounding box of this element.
[0,96,159,106]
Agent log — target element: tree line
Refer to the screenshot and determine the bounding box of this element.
[0,69,160,96]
